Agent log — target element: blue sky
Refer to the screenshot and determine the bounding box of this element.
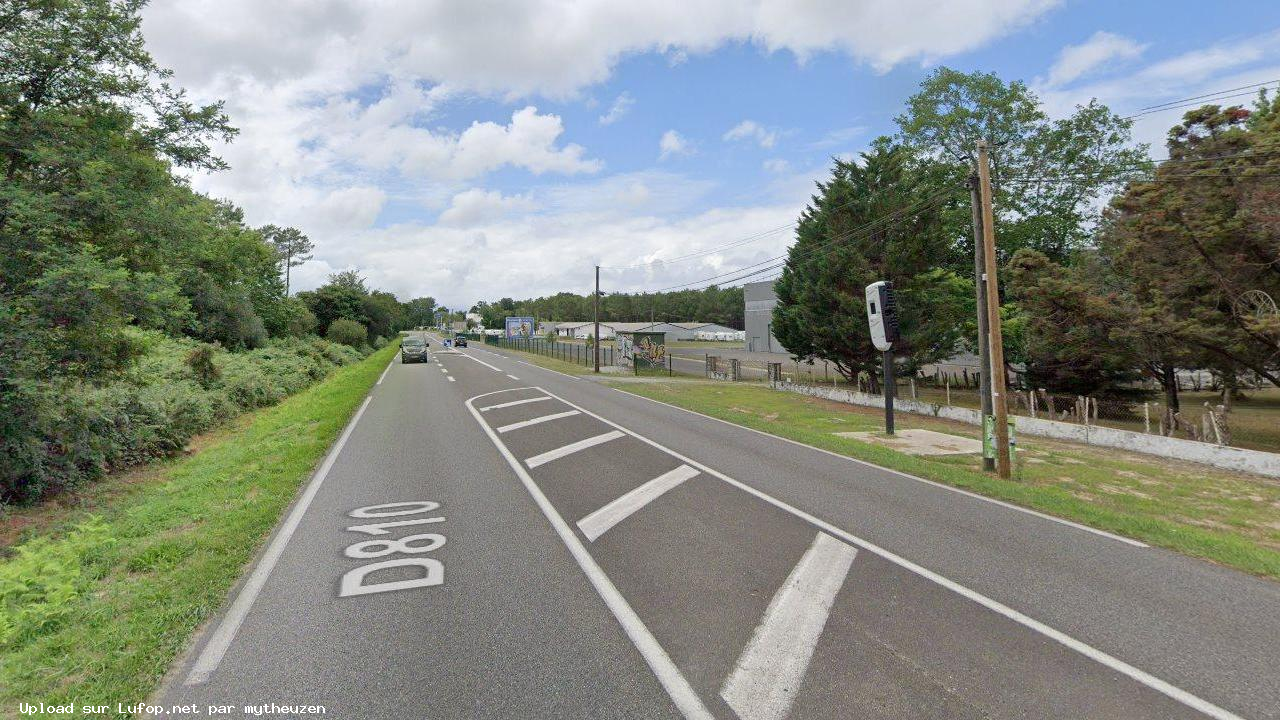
[141,1,1280,309]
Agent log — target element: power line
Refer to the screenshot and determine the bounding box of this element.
[648,187,957,294]
[1133,79,1278,113]
[1124,83,1278,120]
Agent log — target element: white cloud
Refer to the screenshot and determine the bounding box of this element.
[723,119,778,149]
[808,125,867,150]
[659,130,693,159]
[1036,29,1280,151]
[439,188,537,226]
[1045,31,1145,87]
[762,158,790,173]
[598,91,635,125]
[138,0,1065,307]
[143,1,1062,98]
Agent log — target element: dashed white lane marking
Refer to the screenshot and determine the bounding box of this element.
[720,533,857,720]
[464,388,712,720]
[481,396,552,412]
[525,430,625,469]
[185,396,374,685]
[377,359,393,385]
[456,351,503,372]
[447,376,456,382]
[507,374,520,380]
[615,389,1146,548]
[577,464,699,542]
[497,410,581,434]
[440,367,448,373]
[524,387,1242,720]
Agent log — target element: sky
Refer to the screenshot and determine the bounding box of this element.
[138,1,1280,311]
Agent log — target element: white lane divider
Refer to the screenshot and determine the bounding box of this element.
[507,374,520,380]
[525,430,625,469]
[447,376,456,382]
[720,533,857,720]
[456,351,503,372]
[577,464,699,542]
[481,396,552,412]
[497,410,581,434]
[185,396,374,685]
[464,388,713,720]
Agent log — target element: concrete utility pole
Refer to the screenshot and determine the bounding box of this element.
[977,141,1012,479]
[594,265,601,373]
[969,172,995,472]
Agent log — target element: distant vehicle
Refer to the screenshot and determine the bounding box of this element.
[454,334,468,347]
[400,337,429,364]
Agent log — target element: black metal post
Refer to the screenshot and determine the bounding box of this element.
[883,349,895,435]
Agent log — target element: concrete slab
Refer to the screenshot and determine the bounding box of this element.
[835,428,982,456]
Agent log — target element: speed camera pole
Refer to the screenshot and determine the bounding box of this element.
[594,265,601,373]
[977,140,1012,479]
[865,281,900,436]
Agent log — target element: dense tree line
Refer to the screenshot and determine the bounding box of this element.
[0,0,435,501]
[774,68,1280,403]
[471,286,745,329]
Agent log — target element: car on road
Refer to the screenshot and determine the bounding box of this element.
[454,334,468,347]
[400,337,429,363]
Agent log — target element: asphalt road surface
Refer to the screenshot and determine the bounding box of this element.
[155,336,1280,720]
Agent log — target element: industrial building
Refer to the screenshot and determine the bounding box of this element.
[744,280,788,354]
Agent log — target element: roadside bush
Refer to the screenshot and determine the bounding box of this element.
[0,336,371,505]
[185,344,221,388]
[372,336,387,349]
[326,318,368,348]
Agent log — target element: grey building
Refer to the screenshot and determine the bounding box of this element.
[744,280,788,354]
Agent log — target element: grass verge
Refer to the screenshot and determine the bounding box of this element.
[0,344,398,717]
[614,381,1280,581]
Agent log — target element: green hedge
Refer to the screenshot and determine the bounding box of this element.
[0,334,368,504]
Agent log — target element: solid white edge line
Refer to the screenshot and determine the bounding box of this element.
[377,359,394,385]
[577,464,700,542]
[613,389,1146,548]
[539,387,1241,720]
[185,395,374,685]
[463,390,713,720]
[721,533,857,720]
[525,430,625,469]
[481,396,552,412]
[497,410,581,434]
[456,350,503,372]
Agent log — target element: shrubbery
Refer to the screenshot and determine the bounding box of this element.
[0,334,366,504]
[326,318,368,348]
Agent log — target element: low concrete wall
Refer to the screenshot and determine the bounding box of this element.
[775,381,1280,479]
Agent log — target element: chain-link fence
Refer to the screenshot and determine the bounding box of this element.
[485,335,615,368]
[690,355,1280,455]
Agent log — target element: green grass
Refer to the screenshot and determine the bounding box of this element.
[0,343,398,717]
[613,381,1280,581]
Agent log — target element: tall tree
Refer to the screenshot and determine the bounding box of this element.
[260,225,315,296]
[772,144,970,381]
[1098,99,1280,389]
[895,67,1148,268]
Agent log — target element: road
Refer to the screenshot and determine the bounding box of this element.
[155,336,1280,720]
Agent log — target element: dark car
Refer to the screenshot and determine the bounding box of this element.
[400,337,430,363]
[454,334,468,348]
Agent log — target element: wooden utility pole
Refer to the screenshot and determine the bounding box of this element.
[594,265,601,373]
[977,141,1011,478]
[969,172,995,472]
